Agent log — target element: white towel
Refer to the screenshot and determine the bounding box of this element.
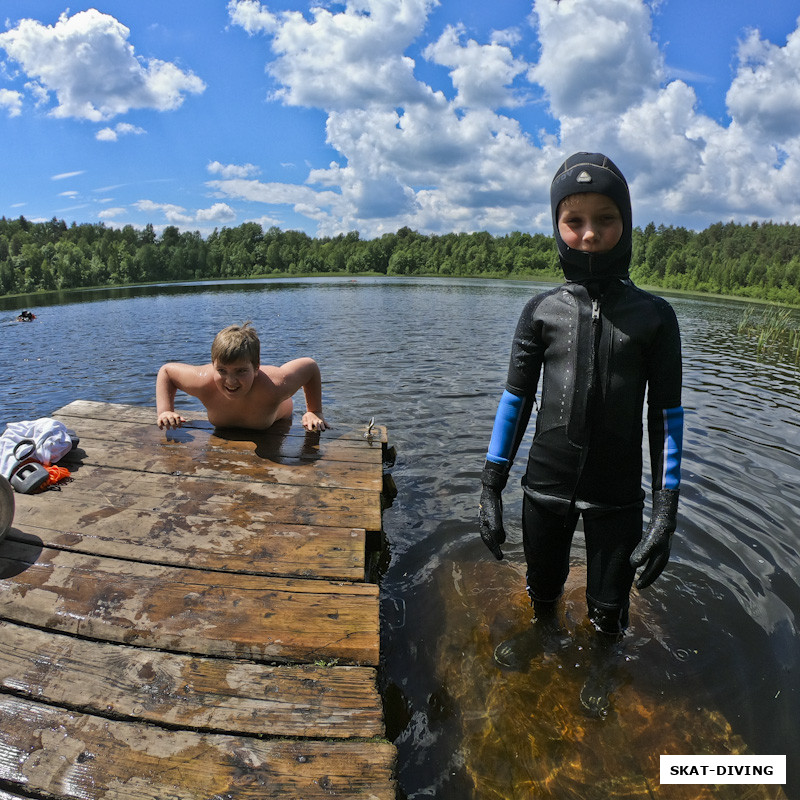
[0,418,75,479]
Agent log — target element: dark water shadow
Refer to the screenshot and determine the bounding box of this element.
[0,531,44,579]
[163,428,196,444]
[213,419,322,463]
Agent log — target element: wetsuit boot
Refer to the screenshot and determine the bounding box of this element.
[579,600,627,716]
[493,600,565,670]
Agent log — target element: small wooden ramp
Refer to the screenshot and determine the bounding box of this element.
[0,400,397,800]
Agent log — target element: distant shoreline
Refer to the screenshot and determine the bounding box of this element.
[2,271,797,311]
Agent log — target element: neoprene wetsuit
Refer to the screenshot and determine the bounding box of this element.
[481,152,684,633]
[487,277,683,511]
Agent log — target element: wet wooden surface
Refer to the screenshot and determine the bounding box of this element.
[0,401,396,799]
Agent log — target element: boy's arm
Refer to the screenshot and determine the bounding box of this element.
[633,300,683,588]
[278,358,329,432]
[156,363,194,429]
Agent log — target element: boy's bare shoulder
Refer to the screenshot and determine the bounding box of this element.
[162,360,211,370]
[165,362,217,390]
[260,358,311,378]
[258,358,317,394]
[255,363,282,381]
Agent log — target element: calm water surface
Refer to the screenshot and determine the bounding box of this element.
[2,277,799,799]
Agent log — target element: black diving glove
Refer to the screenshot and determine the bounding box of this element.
[479,461,508,561]
[630,488,679,590]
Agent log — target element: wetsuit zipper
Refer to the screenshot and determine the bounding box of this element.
[584,296,602,434]
[566,294,602,520]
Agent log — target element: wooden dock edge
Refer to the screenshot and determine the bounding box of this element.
[0,401,399,799]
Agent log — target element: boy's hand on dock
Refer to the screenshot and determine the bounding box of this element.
[158,411,187,430]
[302,412,329,432]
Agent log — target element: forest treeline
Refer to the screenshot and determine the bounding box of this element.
[2,215,800,305]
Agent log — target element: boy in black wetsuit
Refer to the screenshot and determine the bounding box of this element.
[479,152,683,646]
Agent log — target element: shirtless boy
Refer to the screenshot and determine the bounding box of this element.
[156,322,329,432]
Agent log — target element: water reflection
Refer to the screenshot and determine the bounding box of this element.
[1,277,799,799]
[435,559,788,800]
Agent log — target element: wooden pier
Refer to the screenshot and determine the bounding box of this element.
[0,400,397,800]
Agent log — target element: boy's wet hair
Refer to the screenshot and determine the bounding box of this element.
[211,322,260,368]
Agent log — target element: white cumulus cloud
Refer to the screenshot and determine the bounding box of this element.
[98,207,126,219]
[196,202,237,223]
[135,199,194,224]
[96,122,147,142]
[424,24,528,109]
[726,23,800,139]
[0,88,23,116]
[135,199,237,226]
[530,0,663,118]
[230,0,440,110]
[0,9,206,122]
[227,0,549,235]
[207,161,261,179]
[218,0,800,236]
[227,0,279,35]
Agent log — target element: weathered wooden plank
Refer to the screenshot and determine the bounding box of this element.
[8,493,366,580]
[0,542,380,665]
[54,399,389,443]
[0,621,384,738]
[49,416,384,464]
[0,695,396,800]
[37,464,384,531]
[0,400,395,798]
[59,437,382,492]
[0,789,30,800]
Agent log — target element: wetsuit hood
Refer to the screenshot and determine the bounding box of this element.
[551,152,632,282]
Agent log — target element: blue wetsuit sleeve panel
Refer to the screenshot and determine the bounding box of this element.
[486,389,533,467]
[648,405,683,490]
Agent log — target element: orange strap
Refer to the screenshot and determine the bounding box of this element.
[40,464,71,489]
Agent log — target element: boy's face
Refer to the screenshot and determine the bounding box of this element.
[557,192,623,254]
[213,357,258,398]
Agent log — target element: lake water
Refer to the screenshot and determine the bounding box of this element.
[2,277,799,799]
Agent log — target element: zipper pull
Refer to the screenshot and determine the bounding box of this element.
[592,298,600,321]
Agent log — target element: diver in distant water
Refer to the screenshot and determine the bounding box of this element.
[16,310,35,322]
[478,152,683,650]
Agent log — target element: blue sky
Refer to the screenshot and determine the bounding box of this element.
[1,0,800,239]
